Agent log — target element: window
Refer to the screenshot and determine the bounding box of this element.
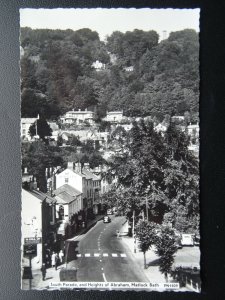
[22,129,26,134]
[65,178,69,183]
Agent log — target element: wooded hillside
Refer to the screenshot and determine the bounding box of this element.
[21,27,199,122]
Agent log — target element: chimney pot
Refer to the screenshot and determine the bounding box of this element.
[67,162,74,170]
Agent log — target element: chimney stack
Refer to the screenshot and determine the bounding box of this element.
[75,162,81,173]
[84,162,90,170]
[67,162,74,170]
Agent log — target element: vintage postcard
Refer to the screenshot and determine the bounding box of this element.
[20,7,200,291]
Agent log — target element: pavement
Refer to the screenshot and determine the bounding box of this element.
[120,222,166,284]
[120,221,200,292]
[22,215,200,292]
[22,214,104,290]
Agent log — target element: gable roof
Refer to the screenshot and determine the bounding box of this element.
[28,189,56,204]
[55,192,74,204]
[54,184,82,197]
[54,184,82,204]
[82,169,100,181]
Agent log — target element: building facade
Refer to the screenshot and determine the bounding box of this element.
[55,162,101,215]
[60,109,95,125]
[21,117,38,141]
[104,111,124,123]
[54,184,83,221]
[21,188,57,272]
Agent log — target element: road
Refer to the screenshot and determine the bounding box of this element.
[65,215,147,283]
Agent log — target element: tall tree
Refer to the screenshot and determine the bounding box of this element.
[135,220,156,269]
[154,226,178,281]
[29,118,52,140]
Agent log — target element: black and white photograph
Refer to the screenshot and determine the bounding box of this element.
[20,8,200,292]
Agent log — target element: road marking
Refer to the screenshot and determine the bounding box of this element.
[102,273,107,282]
[100,259,102,262]
[112,253,118,257]
[76,253,127,258]
[101,267,104,271]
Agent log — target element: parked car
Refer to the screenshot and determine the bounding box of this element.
[194,235,200,246]
[103,216,111,223]
[181,234,194,246]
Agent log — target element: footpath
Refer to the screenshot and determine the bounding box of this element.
[119,222,165,284]
[22,214,104,290]
[120,221,197,292]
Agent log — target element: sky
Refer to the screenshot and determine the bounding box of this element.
[20,8,200,41]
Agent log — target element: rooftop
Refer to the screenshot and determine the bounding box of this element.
[28,189,56,204]
[64,109,94,115]
[82,169,100,181]
[54,184,82,197]
[21,118,38,124]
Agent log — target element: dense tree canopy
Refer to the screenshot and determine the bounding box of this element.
[104,119,199,232]
[20,27,199,121]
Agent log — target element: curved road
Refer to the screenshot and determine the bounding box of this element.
[66,216,146,283]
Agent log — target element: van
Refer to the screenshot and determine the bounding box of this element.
[181,234,194,246]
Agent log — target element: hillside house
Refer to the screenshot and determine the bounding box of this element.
[104,111,124,123]
[21,117,38,141]
[60,109,95,125]
[92,60,106,71]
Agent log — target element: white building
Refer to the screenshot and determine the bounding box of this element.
[48,122,59,141]
[21,117,38,141]
[55,162,101,214]
[104,111,124,123]
[171,116,185,122]
[124,66,134,72]
[60,109,95,125]
[54,184,83,221]
[91,165,118,195]
[21,189,56,271]
[92,60,106,71]
[187,123,199,139]
[154,123,168,135]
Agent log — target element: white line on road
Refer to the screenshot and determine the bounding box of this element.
[76,254,82,257]
[112,253,118,257]
[103,253,108,257]
[94,253,100,257]
[120,253,127,257]
[100,259,102,262]
[102,273,107,282]
[101,267,104,271]
[85,253,91,257]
